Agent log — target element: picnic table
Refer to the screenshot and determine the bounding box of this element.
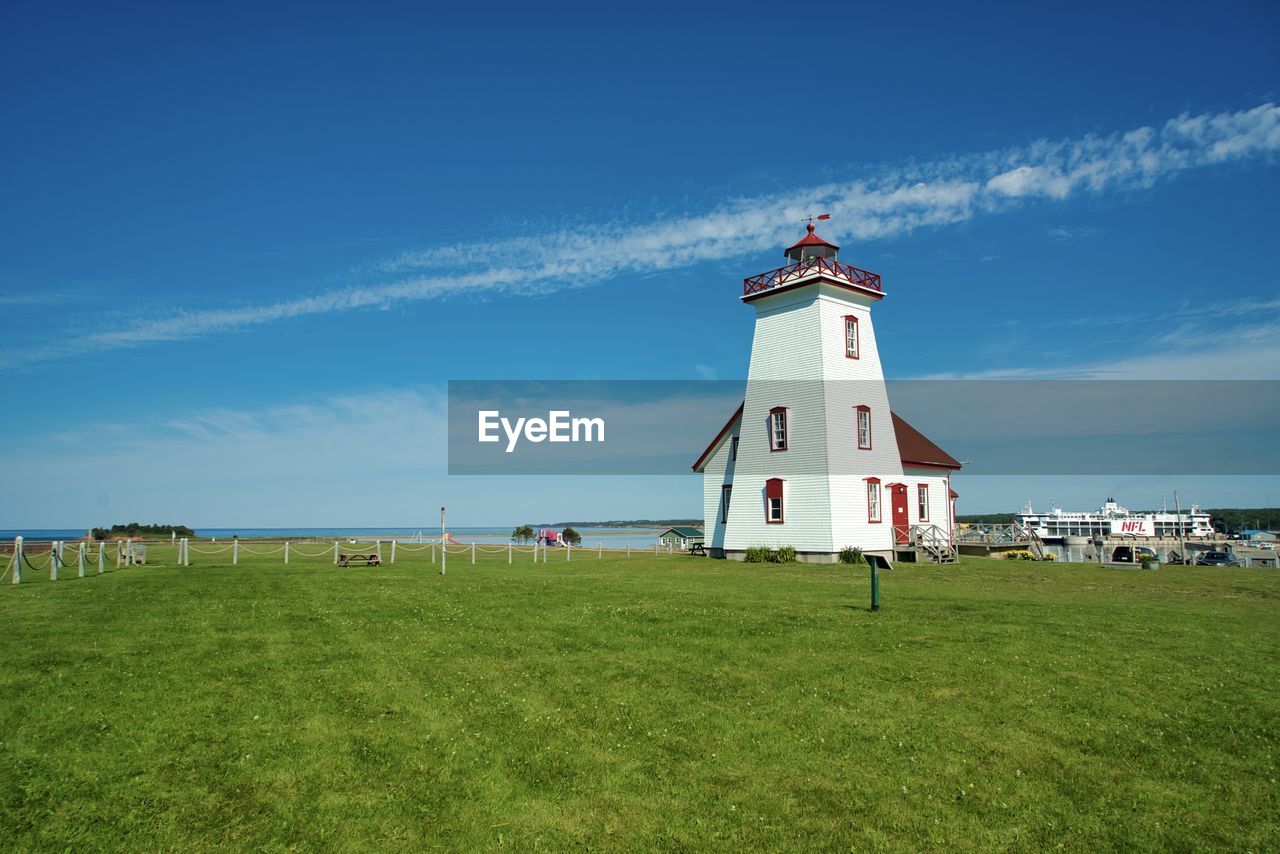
[337,553,381,567]
[689,543,707,555]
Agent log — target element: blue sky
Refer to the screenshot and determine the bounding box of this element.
[2,1,1278,527]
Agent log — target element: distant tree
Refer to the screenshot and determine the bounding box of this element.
[511,524,535,544]
[560,527,582,547]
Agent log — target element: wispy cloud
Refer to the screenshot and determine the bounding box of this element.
[4,102,1278,370]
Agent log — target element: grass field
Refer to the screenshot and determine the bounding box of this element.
[1,545,1277,850]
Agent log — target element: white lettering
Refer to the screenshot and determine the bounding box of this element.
[478,411,500,443]
[572,416,605,442]
[480,410,606,453]
[501,416,526,453]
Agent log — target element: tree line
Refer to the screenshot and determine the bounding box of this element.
[91,523,196,539]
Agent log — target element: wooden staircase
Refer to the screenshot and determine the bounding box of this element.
[909,524,958,564]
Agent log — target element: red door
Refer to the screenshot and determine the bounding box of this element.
[890,483,909,544]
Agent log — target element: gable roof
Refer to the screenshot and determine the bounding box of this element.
[661,527,704,538]
[892,412,962,470]
[691,403,962,471]
[690,402,744,472]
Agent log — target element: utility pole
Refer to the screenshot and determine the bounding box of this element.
[1174,491,1187,564]
[440,506,446,576]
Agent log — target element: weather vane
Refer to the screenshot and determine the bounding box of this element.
[803,213,831,225]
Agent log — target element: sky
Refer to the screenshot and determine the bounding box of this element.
[1,0,1278,528]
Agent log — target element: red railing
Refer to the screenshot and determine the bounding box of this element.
[743,257,882,297]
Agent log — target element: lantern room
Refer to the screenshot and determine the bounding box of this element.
[784,222,839,264]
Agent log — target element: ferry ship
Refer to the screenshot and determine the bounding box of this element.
[1017,498,1213,541]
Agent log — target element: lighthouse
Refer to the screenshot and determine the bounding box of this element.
[692,223,962,563]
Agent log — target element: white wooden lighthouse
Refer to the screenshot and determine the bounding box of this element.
[693,223,962,563]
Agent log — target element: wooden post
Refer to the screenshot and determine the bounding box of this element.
[375,540,382,562]
[431,542,436,563]
[391,540,397,564]
[598,543,602,559]
[508,541,512,564]
[333,541,339,565]
[441,506,447,577]
[284,541,290,565]
[567,542,572,562]
[471,541,475,565]
[51,541,59,580]
[627,543,631,557]
[78,541,86,577]
[668,542,673,556]
[99,542,107,573]
[233,539,239,565]
[116,540,122,568]
[12,536,21,584]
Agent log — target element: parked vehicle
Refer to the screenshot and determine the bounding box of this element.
[1111,545,1157,563]
[1195,551,1242,567]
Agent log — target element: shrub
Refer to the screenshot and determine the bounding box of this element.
[1041,552,1057,561]
[774,545,797,563]
[1003,550,1038,561]
[838,546,864,565]
[744,545,772,563]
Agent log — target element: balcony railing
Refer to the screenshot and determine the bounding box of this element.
[743,256,882,297]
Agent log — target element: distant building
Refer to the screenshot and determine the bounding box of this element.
[658,527,704,551]
[1241,529,1276,542]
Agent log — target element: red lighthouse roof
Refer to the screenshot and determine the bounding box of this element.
[785,222,839,255]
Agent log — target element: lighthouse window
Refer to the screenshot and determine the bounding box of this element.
[721,485,732,523]
[766,478,784,523]
[769,407,788,451]
[918,484,930,521]
[867,480,881,523]
[856,405,872,450]
[730,436,739,460]
[844,315,859,359]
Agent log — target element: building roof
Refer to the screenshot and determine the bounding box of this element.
[691,404,962,472]
[785,222,839,253]
[892,412,963,470]
[661,527,704,538]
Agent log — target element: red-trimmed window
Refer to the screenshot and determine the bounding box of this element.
[844,315,860,359]
[766,478,784,523]
[856,405,872,450]
[769,407,788,451]
[720,485,732,523]
[918,484,930,522]
[866,477,882,523]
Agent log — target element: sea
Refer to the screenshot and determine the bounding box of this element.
[0,526,670,550]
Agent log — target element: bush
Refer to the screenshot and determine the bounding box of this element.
[838,546,864,565]
[744,545,798,563]
[1041,552,1057,561]
[1003,550,1038,561]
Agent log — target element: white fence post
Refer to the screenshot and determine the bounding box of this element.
[471,542,475,565]
[116,541,122,568]
[78,542,86,577]
[668,542,673,556]
[508,541,512,564]
[51,541,59,580]
[233,540,239,565]
[376,540,382,562]
[333,541,339,565]
[431,542,436,563]
[598,543,602,559]
[284,542,290,565]
[391,540,397,564]
[567,542,572,562]
[12,536,21,584]
[100,542,107,573]
[627,543,631,557]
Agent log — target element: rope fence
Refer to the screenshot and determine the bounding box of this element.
[5,533,676,584]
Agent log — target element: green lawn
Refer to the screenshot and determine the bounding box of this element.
[2,546,1277,850]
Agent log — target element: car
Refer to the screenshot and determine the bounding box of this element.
[1195,551,1242,567]
[1111,545,1157,563]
